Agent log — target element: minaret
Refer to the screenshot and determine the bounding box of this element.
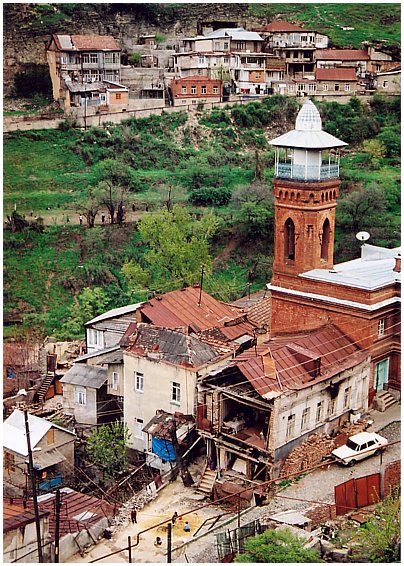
[269,100,347,283]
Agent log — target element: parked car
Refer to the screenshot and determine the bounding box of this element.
[332,431,388,466]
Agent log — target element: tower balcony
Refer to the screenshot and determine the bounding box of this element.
[275,162,340,181]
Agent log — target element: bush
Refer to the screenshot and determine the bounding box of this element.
[189,187,232,206]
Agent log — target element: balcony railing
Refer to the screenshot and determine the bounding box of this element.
[276,162,340,181]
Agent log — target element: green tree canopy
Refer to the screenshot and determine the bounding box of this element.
[86,421,131,478]
[235,527,322,563]
[55,286,109,340]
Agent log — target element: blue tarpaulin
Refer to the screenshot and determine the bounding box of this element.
[152,436,176,461]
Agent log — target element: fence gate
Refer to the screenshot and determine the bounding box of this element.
[335,473,381,516]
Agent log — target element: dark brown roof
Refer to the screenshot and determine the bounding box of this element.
[71,34,120,50]
[3,500,49,533]
[316,67,358,81]
[142,410,195,443]
[316,49,369,61]
[235,325,368,397]
[139,286,254,338]
[232,291,270,329]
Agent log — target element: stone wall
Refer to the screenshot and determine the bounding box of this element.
[305,503,337,527]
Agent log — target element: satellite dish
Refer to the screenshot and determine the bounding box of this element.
[356,231,370,242]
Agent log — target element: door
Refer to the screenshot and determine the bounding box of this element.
[374,358,389,391]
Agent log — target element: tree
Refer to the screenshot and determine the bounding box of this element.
[56,287,109,340]
[94,159,137,224]
[86,421,131,478]
[234,528,322,563]
[337,183,387,231]
[129,52,142,66]
[76,188,99,228]
[352,487,400,562]
[122,205,218,293]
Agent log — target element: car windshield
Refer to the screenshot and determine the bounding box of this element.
[346,439,360,451]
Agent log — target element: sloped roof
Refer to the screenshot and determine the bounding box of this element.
[4,500,49,533]
[206,28,264,41]
[86,303,143,325]
[232,291,270,328]
[143,410,195,443]
[232,324,367,398]
[52,34,120,51]
[256,21,306,32]
[126,324,232,367]
[139,286,254,338]
[316,67,358,81]
[316,49,369,61]
[60,363,107,389]
[3,410,75,456]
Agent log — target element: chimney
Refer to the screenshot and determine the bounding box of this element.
[393,253,401,273]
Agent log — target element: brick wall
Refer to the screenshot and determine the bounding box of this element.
[305,503,336,527]
[383,459,400,497]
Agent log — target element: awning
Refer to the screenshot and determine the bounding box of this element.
[32,448,66,470]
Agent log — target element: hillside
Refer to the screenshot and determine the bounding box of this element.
[3,3,400,95]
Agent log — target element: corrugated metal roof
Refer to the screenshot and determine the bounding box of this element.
[143,410,195,443]
[206,28,264,41]
[75,345,120,362]
[86,303,142,325]
[316,67,358,81]
[3,410,75,456]
[232,292,270,328]
[4,501,49,533]
[60,364,107,389]
[139,286,251,337]
[316,49,369,61]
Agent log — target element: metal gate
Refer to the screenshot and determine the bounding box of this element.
[335,473,381,515]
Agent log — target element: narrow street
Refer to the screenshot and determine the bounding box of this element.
[70,405,400,563]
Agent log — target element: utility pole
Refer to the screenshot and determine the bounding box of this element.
[198,264,205,306]
[167,522,172,563]
[128,535,132,563]
[24,409,43,563]
[54,489,62,563]
[169,419,194,487]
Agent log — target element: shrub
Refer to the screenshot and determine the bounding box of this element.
[189,187,232,206]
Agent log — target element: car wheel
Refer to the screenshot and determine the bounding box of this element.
[375,448,381,456]
[348,459,356,467]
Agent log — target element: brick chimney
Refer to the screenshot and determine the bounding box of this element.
[393,253,401,273]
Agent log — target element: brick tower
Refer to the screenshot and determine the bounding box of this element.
[269,99,347,285]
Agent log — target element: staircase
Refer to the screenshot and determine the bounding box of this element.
[374,390,396,412]
[197,466,217,495]
[36,373,54,402]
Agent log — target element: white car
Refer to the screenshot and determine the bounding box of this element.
[332,431,388,466]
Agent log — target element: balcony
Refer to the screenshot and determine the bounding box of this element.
[276,162,340,181]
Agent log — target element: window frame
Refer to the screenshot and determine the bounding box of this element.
[378,318,386,337]
[75,386,86,406]
[343,386,351,409]
[181,85,187,94]
[301,407,310,431]
[134,417,144,439]
[135,371,144,393]
[286,414,295,439]
[171,381,181,404]
[112,371,119,390]
[191,85,197,95]
[315,400,324,423]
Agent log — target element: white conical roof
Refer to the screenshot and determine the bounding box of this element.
[269,99,347,149]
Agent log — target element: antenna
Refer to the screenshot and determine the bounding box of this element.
[356,231,370,243]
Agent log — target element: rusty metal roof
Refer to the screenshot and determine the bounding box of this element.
[316,49,369,61]
[316,67,358,81]
[235,325,367,398]
[3,500,49,533]
[142,410,195,443]
[232,291,270,328]
[71,34,120,51]
[139,286,253,337]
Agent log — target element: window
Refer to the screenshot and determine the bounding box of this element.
[75,387,86,405]
[284,218,295,261]
[297,83,305,91]
[214,41,220,50]
[172,381,181,404]
[104,52,119,64]
[198,56,205,64]
[334,84,340,91]
[82,53,90,63]
[181,85,187,94]
[315,401,324,423]
[47,428,55,445]
[382,80,388,88]
[378,319,386,337]
[328,397,336,416]
[224,57,229,64]
[191,85,197,94]
[236,41,246,50]
[286,414,295,438]
[376,64,381,71]
[308,83,316,93]
[135,371,144,392]
[321,219,330,261]
[134,418,144,438]
[90,53,98,64]
[112,371,119,390]
[301,407,310,431]
[224,42,229,50]
[343,387,351,409]
[213,85,219,94]
[201,85,207,94]
[115,93,122,100]
[323,84,329,91]
[344,84,351,92]
[88,328,104,348]
[4,451,15,471]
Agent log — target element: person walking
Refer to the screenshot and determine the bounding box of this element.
[171,511,178,525]
[130,509,137,524]
[79,214,83,226]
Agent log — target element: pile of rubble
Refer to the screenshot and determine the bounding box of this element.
[280,433,335,478]
[109,489,158,532]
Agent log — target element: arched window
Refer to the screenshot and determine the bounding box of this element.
[321,218,331,261]
[284,218,295,261]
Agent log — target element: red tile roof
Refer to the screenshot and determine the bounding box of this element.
[71,34,120,51]
[256,22,306,32]
[316,49,369,61]
[234,325,368,397]
[232,291,270,329]
[316,67,358,81]
[139,286,254,338]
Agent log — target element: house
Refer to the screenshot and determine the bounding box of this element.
[3,499,51,563]
[47,34,125,111]
[268,99,401,406]
[60,351,123,427]
[3,410,76,497]
[375,67,401,94]
[315,48,369,79]
[315,67,358,95]
[85,303,142,354]
[197,324,370,481]
[170,75,222,106]
[123,323,237,454]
